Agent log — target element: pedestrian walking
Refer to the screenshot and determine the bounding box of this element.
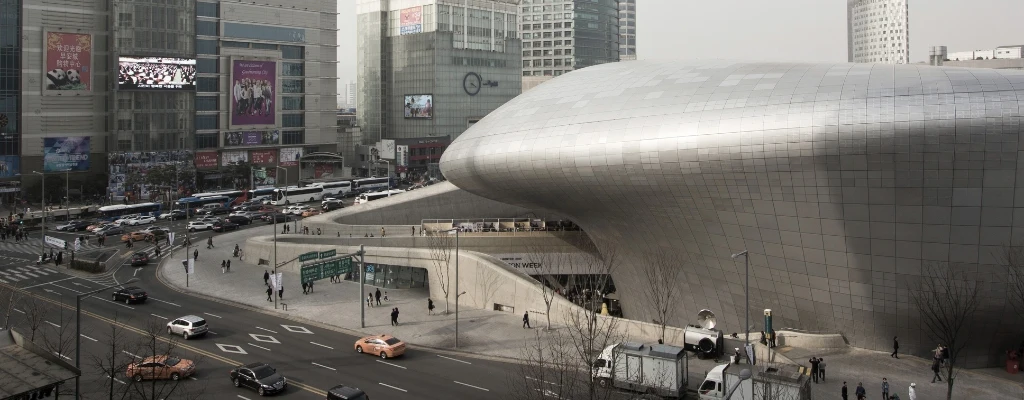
[383,291,389,302]
[154,246,161,257]
[809,357,819,383]
[882,377,890,399]
[264,270,270,285]
[266,286,273,302]
[841,382,848,400]
[931,359,942,383]
[411,226,415,236]
[56,251,63,266]
[818,358,826,382]
[207,237,213,249]
[892,336,900,358]
[391,308,398,326]
[523,311,531,328]
[234,244,240,257]
[375,288,382,305]
[908,383,917,400]
[193,249,199,260]
[302,282,308,294]
[221,260,226,273]
[367,294,373,308]
[428,298,435,315]
[278,287,284,299]
[769,328,777,347]
[394,307,399,324]
[381,227,386,237]
[855,382,866,400]
[166,236,171,246]
[308,280,313,293]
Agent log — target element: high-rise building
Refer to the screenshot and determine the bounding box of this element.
[618,0,636,61]
[520,0,620,91]
[0,0,21,196]
[356,0,522,175]
[344,81,357,109]
[847,0,909,64]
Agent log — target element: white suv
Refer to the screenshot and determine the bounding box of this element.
[166,315,209,340]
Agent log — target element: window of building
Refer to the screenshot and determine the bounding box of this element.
[196,39,219,55]
[282,97,305,110]
[197,2,218,17]
[195,133,218,149]
[195,115,219,130]
[222,41,249,48]
[523,60,531,67]
[282,130,305,144]
[281,45,304,59]
[196,96,218,111]
[196,77,218,92]
[196,20,218,36]
[196,58,218,73]
[118,140,132,151]
[223,22,306,43]
[532,50,541,56]
[253,43,278,50]
[282,79,304,94]
[117,119,132,130]
[564,22,572,28]
[564,40,572,46]
[282,114,304,128]
[543,41,552,47]
[118,13,132,28]
[282,62,304,77]
[554,49,562,55]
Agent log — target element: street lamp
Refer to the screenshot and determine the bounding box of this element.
[731,250,751,361]
[271,166,289,310]
[376,160,392,196]
[31,171,44,257]
[723,368,753,400]
[446,228,461,348]
[76,278,139,400]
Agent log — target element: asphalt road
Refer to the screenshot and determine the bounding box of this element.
[0,207,516,399]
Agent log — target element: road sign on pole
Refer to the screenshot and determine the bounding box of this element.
[319,249,336,259]
[299,251,319,262]
[301,264,323,284]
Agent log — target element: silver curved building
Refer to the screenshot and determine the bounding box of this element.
[440,60,1024,366]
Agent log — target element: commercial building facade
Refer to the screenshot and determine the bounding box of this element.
[442,60,1024,367]
[847,0,909,64]
[930,45,1024,70]
[618,0,635,61]
[356,0,522,175]
[520,0,620,91]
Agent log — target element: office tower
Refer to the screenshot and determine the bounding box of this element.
[848,0,909,64]
[520,0,620,91]
[619,0,636,61]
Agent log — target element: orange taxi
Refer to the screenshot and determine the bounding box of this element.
[121,231,154,243]
[301,209,321,218]
[354,334,406,359]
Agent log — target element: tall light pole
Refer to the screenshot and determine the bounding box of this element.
[446,228,462,348]
[731,250,750,357]
[272,165,288,309]
[31,171,44,256]
[76,278,138,400]
[376,159,392,196]
[64,169,71,221]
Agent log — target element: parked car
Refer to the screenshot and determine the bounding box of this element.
[130,252,150,266]
[160,210,187,220]
[263,213,291,223]
[354,334,406,359]
[166,315,208,339]
[112,286,148,303]
[128,215,156,226]
[113,214,141,226]
[226,215,252,225]
[94,226,125,237]
[229,362,287,396]
[141,226,171,236]
[327,385,370,400]
[187,221,213,232]
[301,209,321,218]
[285,205,305,215]
[121,231,155,243]
[87,223,111,232]
[322,200,344,212]
[202,205,230,215]
[126,355,195,382]
[56,220,93,232]
[232,201,261,211]
[212,221,239,232]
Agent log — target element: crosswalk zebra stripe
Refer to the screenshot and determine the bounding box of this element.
[21,271,39,278]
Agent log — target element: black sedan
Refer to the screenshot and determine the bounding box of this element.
[112,286,147,304]
[230,362,287,396]
[57,220,93,232]
[212,221,239,232]
[94,226,125,237]
[262,213,291,223]
[322,200,344,212]
[130,251,149,266]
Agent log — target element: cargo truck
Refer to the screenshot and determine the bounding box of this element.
[698,363,811,400]
[592,342,687,398]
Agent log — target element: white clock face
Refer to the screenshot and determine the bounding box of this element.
[464,73,481,96]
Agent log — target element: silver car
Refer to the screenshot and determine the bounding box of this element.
[166,315,209,340]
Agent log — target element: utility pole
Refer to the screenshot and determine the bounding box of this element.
[31,171,44,257]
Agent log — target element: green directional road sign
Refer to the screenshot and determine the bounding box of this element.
[339,258,352,274]
[299,251,319,262]
[320,249,337,259]
[322,260,339,277]
[300,264,323,284]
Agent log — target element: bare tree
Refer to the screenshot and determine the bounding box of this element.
[19,295,50,342]
[41,296,75,368]
[1000,245,1024,319]
[908,262,979,400]
[640,252,683,343]
[86,313,139,400]
[562,239,622,400]
[475,263,503,311]
[507,329,584,400]
[122,319,206,400]
[523,249,570,330]
[1,285,16,330]
[426,230,454,314]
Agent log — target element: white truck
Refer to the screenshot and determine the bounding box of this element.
[698,363,811,400]
[592,342,687,398]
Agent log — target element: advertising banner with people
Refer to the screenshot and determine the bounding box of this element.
[250,149,277,165]
[43,136,90,172]
[194,151,219,169]
[404,94,433,119]
[221,150,248,166]
[43,31,92,93]
[224,130,279,146]
[230,60,276,127]
[108,150,194,199]
[279,147,302,166]
[400,7,423,35]
[117,57,196,90]
[253,167,276,187]
[0,156,19,178]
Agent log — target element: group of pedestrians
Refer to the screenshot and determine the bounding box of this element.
[366,288,388,307]
[809,357,826,383]
[263,270,283,301]
[842,380,915,400]
[302,280,314,294]
[220,259,231,273]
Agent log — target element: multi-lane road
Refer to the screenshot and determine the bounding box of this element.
[0,209,515,399]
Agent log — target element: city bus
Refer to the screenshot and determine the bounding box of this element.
[98,203,163,221]
[270,186,324,205]
[174,196,232,213]
[352,177,392,193]
[354,189,405,205]
[190,190,246,205]
[247,187,278,203]
[310,180,353,198]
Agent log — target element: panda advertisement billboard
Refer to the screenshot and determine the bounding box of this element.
[43,137,91,172]
[43,31,92,93]
[117,57,197,90]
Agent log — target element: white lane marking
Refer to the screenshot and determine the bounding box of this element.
[311,362,336,371]
[148,297,180,307]
[255,326,277,334]
[80,334,98,342]
[42,288,60,295]
[204,312,222,319]
[208,331,219,335]
[379,383,407,392]
[72,282,92,288]
[237,396,251,400]
[280,324,313,334]
[309,341,333,349]
[13,308,24,314]
[526,376,558,386]
[189,376,198,381]
[150,313,168,320]
[247,343,271,351]
[133,269,139,277]
[22,276,74,288]
[438,355,471,364]
[13,274,28,280]
[122,350,141,358]
[22,271,40,278]
[0,277,7,284]
[51,284,83,294]
[216,344,247,354]
[376,360,406,369]
[45,320,60,328]
[91,296,133,310]
[106,375,126,385]
[53,352,71,361]
[454,381,489,391]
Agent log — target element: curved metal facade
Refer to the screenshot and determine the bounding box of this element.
[440,60,1024,366]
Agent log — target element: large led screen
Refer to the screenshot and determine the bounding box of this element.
[118,57,197,90]
[404,95,433,119]
[43,137,91,172]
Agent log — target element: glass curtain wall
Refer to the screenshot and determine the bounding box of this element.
[356,0,389,144]
[572,0,619,69]
[0,0,21,163]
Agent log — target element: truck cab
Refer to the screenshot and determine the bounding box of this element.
[698,363,811,400]
[592,342,687,399]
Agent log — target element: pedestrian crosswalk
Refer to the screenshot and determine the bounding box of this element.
[0,237,109,257]
[0,264,57,284]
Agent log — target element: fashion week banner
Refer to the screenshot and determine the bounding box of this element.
[231,60,276,127]
[43,136,90,172]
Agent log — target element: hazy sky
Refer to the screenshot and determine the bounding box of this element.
[335,0,1024,89]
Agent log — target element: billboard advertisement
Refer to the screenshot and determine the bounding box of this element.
[314,164,335,179]
[43,137,90,172]
[250,149,277,165]
[117,57,196,90]
[194,151,219,169]
[396,145,409,173]
[404,95,433,119]
[0,156,19,178]
[378,139,396,159]
[221,150,248,166]
[279,147,302,167]
[253,167,276,187]
[231,60,276,126]
[44,32,92,92]
[224,130,279,146]
[108,151,194,199]
[400,7,423,35]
